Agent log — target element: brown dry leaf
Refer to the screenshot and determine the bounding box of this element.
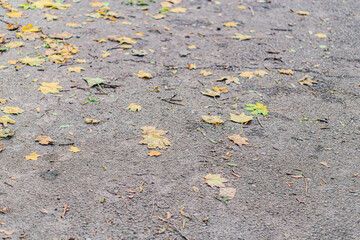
[2,106,24,115]
[137,70,153,79]
[127,103,142,111]
[224,22,238,27]
[25,152,41,161]
[76,59,87,63]
[85,118,102,124]
[229,113,253,124]
[35,135,55,145]
[320,162,330,168]
[199,70,212,76]
[202,115,224,125]
[296,11,310,15]
[298,75,318,86]
[240,71,254,79]
[219,187,236,199]
[204,174,228,188]
[139,126,171,149]
[228,134,249,146]
[231,33,252,41]
[160,2,172,7]
[38,82,63,94]
[216,76,240,85]
[148,151,162,157]
[278,69,294,75]
[0,115,15,127]
[68,146,80,153]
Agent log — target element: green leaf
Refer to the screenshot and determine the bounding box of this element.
[83,77,104,87]
[245,103,269,116]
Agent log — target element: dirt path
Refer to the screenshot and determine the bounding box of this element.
[0,0,359,239]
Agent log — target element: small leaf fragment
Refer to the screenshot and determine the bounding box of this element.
[199,70,212,76]
[68,146,80,153]
[278,69,294,75]
[148,151,162,157]
[85,118,102,124]
[127,103,142,112]
[136,71,153,79]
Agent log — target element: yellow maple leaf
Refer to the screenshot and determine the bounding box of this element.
[224,22,238,27]
[25,152,41,161]
[35,135,55,145]
[169,7,186,13]
[127,103,142,112]
[148,151,162,156]
[0,115,15,127]
[49,32,73,39]
[2,106,24,115]
[240,71,254,78]
[202,115,224,125]
[139,126,171,149]
[204,174,228,188]
[68,146,80,153]
[199,70,212,76]
[315,33,327,38]
[95,38,107,43]
[5,42,25,48]
[228,134,249,146]
[137,70,153,79]
[19,56,44,66]
[6,11,22,18]
[68,67,85,73]
[38,82,63,95]
[141,126,168,136]
[229,113,253,124]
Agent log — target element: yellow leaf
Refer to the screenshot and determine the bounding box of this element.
[240,71,254,78]
[229,113,253,124]
[320,162,330,168]
[188,45,196,49]
[137,70,153,79]
[224,22,238,27]
[90,1,103,7]
[237,5,247,9]
[161,2,172,8]
[22,24,40,33]
[202,115,224,125]
[68,146,80,153]
[152,14,165,20]
[148,151,162,156]
[169,7,186,13]
[212,86,228,93]
[2,106,24,115]
[204,174,228,188]
[127,103,142,111]
[0,99,7,104]
[35,135,55,145]
[6,11,22,18]
[231,33,252,41]
[216,76,240,85]
[76,59,87,63]
[315,33,327,38]
[228,134,249,146]
[254,70,268,77]
[187,64,196,69]
[278,69,293,75]
[66,23,81,28]
[19,56,44,66]
[49,32,73,39]
[0,66,8,69]
[296,11,310,15]
[139,126,171,149]
[25,152,41,161]
[68,67,85,73]
[85,118,102,124]
[5,42,25,48]
[32,0,53,9]
[95,38,107,43]
[101,51,110,58]
[199,70,212,76]
[43,13,58,21]
[108,36,137,44]
[298,75,318,86]
[38,82,63,95]
[200,89,220,97]
[0,115,15,127]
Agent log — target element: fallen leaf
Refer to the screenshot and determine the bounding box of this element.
[224,22,238,27]
[187,64,197,69]
[19,56,44,66]
[204,174,228,188]
[298,75,318,86]
[212,86,228,93]
[188,45,196,49]
[278,69,294,75]
[0,115,15,127]
[0,66,8,69]
[200,89,220,97]
[68,67,85,73]
[83,77,104,87]
[237,5,247,9]
[38,82,63,94]
[0,129,14,138]
[25,152,41,161]
[49,32,72,39]
[245,103,269,116]
[108,36,137,44]
[202,115,224,125]
[219,187,236,199]
[44,13,58,21]
[85,118,102,124]
[22,24,40,33]
[6,11,23,18]
[35,135,55,145]
[101,51,111,58]
[76,59,87,63]
[148,151,162,156]
[229,113,253,124]
[2,106,24,115]
[231,33,252,41]
[315,33,327,38]
[296,11,310,15]
[4,42,25,48]
[254,70,268,77]
[90,1,103,7]
[137,70,153,79]
[68,146,80,153]
[0,99,7,104]
[139,126,171,149]
[169,7,186,13]
[127,103,142,111]
[240,71,254,79]
[66,22,81,28]
[228,134,249,146]
[216,76,240,85]
[320,162,330,168]
[200,70,212,76]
